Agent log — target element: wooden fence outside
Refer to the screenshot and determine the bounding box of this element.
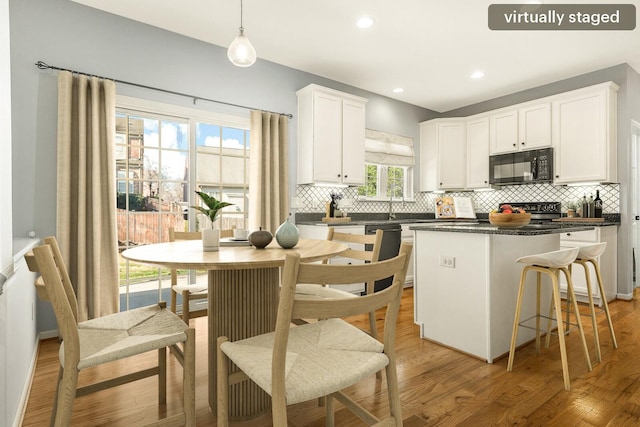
[117,210,245,248]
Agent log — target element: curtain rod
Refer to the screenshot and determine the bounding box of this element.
[35,61,293,119]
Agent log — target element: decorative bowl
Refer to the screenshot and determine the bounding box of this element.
[489,212,532,228]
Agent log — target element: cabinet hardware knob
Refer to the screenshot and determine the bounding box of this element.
[484,180,487,183]
[344,174,348,178]
[566,233,571,236]
[440,182,443,186]
[337,174,341,177]
[555,175,560,178]
[512,143,516,147]
[521,142,525,145]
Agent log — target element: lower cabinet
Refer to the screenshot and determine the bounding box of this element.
[559,226,617,304]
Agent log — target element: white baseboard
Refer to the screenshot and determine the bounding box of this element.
[616,292,634,301]
[39,329,59,340]
[14,335,40,427]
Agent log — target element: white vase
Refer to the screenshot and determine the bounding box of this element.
[202,228,220,252]
[275,217,299,249]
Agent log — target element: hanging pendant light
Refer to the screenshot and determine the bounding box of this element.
[227,0,257,67]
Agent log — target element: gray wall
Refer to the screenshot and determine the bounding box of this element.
[9,0,436,331]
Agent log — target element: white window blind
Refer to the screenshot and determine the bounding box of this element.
[364,129,415,167]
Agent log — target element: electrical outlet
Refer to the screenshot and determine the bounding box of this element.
[440,255,455,268]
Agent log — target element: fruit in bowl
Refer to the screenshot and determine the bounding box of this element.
[489,204,532,228]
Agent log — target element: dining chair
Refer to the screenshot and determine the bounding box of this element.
[25,236,195,426]
[168,226,233,324]
[294,227,384,340]
[217,242,412,426]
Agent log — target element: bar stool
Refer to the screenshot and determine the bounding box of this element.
[570,242,618,363]
[507,247,592,391]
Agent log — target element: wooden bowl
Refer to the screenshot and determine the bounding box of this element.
[489,212,532,228]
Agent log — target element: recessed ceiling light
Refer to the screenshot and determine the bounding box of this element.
[356,16,375,29]
[392,88,404,93]
[470,71,485,79]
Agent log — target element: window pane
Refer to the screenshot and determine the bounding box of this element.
[161,121,188,150]
[197,123,220,147]
[222,127,247,149]
[387,167,405,197]
[160,149,187,181]
[359,164,378,197]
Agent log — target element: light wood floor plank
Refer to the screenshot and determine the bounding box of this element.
[22,288,640,426]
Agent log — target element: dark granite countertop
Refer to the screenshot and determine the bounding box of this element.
[410,223,598,235]
[295,212,620,228]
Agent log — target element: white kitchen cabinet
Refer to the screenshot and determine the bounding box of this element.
[559,226,617,304]
[490,109,518,154]
[466,116,490,189]
[420,119,466,191]
[552,82,618,184]
[490,102,551,155]
[297,84,368,186]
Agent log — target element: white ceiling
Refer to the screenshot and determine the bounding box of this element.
[71,0,640,112]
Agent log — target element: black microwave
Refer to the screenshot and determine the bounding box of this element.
[489,148,553,185]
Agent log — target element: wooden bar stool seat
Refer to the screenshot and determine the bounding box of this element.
[571,242,618,363]
[507,247,592,391]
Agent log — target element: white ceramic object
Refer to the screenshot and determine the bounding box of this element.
[233,228,249,240]
[202,228,220,251]
[516,247,579,268]
[275,218,299,249]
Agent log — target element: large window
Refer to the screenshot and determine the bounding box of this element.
[116,97,250,311]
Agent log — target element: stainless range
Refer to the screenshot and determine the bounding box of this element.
[497,202,562,223]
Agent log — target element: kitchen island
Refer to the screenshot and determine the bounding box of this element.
[411,222,594,363]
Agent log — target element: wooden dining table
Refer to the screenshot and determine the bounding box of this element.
[121,237,347,420]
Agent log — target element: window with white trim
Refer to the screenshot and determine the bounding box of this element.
[358,130,415,200]
[115,97,250,311]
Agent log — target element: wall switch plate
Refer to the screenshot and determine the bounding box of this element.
[440,255,455,268]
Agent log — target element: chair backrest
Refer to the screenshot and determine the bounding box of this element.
[168,228,202,286]
[325,227,383,263]
[25,236,79,323]
[325,227,384,294]
[274,242,412,393]
[26,239,82,368]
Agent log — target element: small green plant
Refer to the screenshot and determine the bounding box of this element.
[565,200,579,211]
[191,191,233,225]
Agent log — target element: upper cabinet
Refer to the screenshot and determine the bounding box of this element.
[466,116,490,189]
[552,82,618,184]
[490,102,551,154]
[296,84,368,186]
[420,119,466,191]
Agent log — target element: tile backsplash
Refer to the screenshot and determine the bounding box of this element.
[294,183,620,215]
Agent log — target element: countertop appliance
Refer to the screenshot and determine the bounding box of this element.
[493,201,561,224]
[365,223,402,292]
[489,147,553,186]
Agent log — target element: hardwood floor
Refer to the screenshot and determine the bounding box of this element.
[22,288,640,426]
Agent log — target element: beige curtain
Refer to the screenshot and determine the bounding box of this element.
[56,71,119,321]
[248,111,290,233]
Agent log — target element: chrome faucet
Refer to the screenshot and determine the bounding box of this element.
[388,184,404,220]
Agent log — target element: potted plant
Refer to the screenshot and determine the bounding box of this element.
[565,200,579,218]
[191,191,233,251]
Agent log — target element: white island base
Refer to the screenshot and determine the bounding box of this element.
[414,230,561,363]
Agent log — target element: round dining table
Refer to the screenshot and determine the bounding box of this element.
[121,237,347,420]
